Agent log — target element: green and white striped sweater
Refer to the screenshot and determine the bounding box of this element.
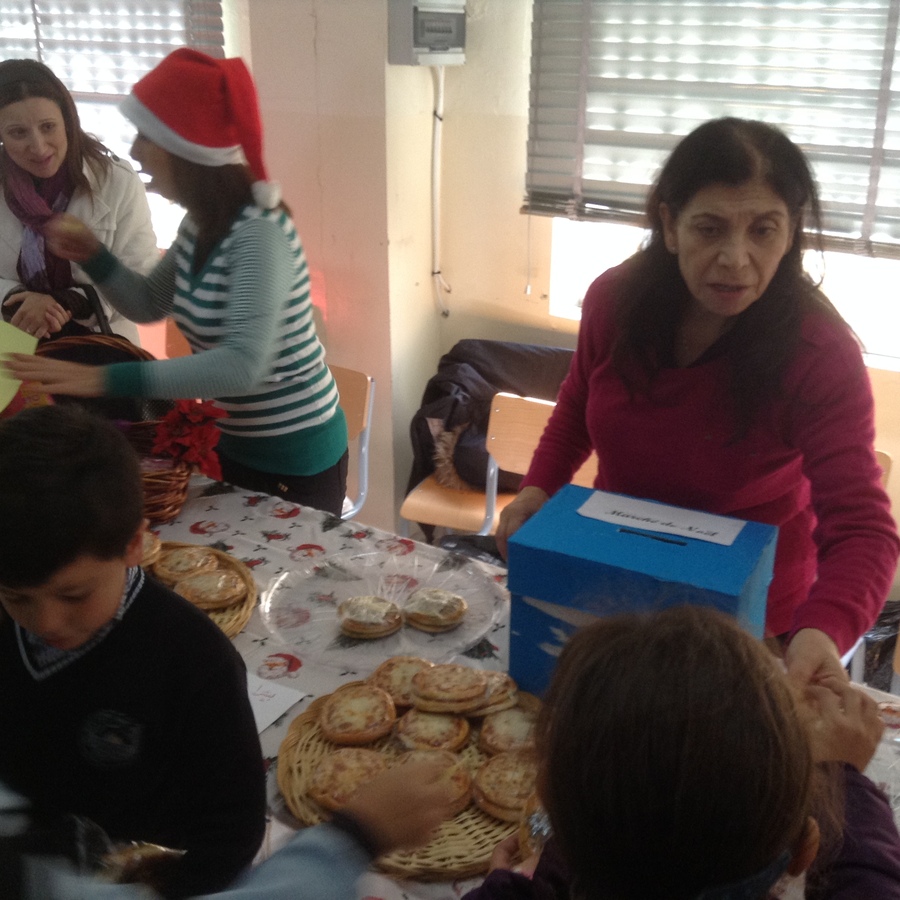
[87,204,347,476]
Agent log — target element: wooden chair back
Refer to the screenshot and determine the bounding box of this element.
[486,392,596,487]
[329,365,375,520]
[399,391,597,537]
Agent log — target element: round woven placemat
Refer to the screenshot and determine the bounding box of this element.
[154,542,258,639]
[277,695,516,880]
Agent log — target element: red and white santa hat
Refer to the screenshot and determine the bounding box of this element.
[120,48,281,208]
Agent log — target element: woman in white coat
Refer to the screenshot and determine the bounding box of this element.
[0,59,158,342]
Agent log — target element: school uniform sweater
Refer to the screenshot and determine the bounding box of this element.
[0,571,266,899]
[522,264,900,653]
[82,205,347,476]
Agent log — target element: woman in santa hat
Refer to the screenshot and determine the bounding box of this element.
[6,49,349,516]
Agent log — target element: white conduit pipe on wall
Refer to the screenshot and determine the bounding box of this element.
[431,65,451,316]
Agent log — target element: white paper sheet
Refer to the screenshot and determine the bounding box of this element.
[577,490,745,547]
[246,672,307,734]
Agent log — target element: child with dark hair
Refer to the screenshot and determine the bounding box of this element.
[467,606,900,900]
[0,405,266,898]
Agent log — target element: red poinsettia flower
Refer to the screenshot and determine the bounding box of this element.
[150,399,227,480]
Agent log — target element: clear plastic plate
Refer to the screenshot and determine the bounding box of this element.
[260,545,507,672]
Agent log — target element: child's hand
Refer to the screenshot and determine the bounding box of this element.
[487,833,542,877]
[488,833,520,872]
[803,676,883,771]
[341,757,456,854]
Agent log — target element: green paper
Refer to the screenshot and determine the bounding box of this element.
[0,321,39,414]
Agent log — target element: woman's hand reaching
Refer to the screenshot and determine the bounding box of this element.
[784,627,848,689]
[2,354,106,397]
[43,213,102,263]
[495,486,549,560]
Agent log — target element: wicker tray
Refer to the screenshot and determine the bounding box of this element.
[154,541,258,639]
[277,692,516,880]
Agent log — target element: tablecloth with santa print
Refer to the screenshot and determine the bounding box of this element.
[154,476,510,900]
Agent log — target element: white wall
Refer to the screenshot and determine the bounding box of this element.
[236,1,399,531]
[234,0,551,530]
[438,0,575,349]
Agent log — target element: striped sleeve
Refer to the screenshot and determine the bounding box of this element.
[106,217,292,399]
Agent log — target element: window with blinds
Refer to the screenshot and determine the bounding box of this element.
[0,1,224,161]
[526,0,900,258]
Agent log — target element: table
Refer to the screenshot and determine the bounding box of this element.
[155,477,900,900]
[154,476,510,900]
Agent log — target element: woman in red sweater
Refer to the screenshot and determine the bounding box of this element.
[497,117,899,686]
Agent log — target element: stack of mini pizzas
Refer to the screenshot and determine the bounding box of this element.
[149,541,256,638]
[287,656,542,845]
[337,587,468,640]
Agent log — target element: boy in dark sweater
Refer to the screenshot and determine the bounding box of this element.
[0,405,266,898]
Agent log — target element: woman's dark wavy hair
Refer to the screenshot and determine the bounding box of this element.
[612,117,847,437]
[536,606,817,900]
[167,157,293,270]
[0,58,111,193]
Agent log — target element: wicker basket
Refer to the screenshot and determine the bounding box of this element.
[277,693,516,880]
[139,457,192,524]
[36,335,188,523]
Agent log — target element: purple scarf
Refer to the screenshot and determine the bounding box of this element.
[3,157,74,293]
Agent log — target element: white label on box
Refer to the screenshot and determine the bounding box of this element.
[577,491,745,547]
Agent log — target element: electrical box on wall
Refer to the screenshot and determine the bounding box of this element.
[388,0,466,66]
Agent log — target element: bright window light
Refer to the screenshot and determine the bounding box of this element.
[549,219,900,369]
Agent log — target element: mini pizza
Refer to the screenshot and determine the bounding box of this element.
[395,707,470,752]
[473,751,539,823]
[367,655,434,708]
[479,705,538,756]
[400,749,472,816]
[403,588,468,633]
[173,570,246,610]
[153,545,219,585]
[410,663,489,714]
[141,530,161,568]
[318,683,397,745]
[308,747,388,812]
[469,671,518,716]
[338,595,402,639]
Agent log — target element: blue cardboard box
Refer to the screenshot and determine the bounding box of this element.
[507,485,778,695]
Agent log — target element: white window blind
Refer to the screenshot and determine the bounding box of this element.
[526,0,900,258]
[0,2,224,161]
